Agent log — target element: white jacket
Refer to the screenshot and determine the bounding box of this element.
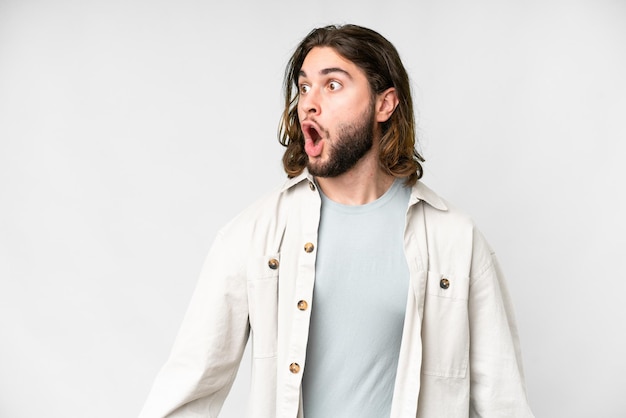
[139,171,534,418]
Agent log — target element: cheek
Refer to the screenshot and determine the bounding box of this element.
[296,103,305,121]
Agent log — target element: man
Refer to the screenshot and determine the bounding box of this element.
[139,24,534,417]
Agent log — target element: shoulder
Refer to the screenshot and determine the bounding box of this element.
[410,181,495,275]
[411,181,475,232]
[215,173,313,249]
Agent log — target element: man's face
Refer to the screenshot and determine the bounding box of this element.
[297,47,376,177]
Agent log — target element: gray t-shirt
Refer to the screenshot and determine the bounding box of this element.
[302,179,411,418]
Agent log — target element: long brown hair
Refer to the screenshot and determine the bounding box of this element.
[278,24,424,184]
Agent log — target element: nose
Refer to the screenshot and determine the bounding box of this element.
[299,89,320,116]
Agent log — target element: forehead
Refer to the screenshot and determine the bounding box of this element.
[299,46,364,79]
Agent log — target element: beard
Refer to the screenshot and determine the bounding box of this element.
[307,105,376,178]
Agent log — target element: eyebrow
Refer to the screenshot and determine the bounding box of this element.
[298,67,353,79]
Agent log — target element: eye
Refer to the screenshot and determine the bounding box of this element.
[328,81,342,91]
[299,84,310,94]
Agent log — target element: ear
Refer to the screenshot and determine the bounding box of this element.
[375,87,399,123]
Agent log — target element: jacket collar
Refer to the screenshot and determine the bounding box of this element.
[279,170,312,193]
[409,180,448,211]
[280,169,447,211]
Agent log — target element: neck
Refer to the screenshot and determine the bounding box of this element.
[314,150,395,205]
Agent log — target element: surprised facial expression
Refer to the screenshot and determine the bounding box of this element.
[297,47,377,177]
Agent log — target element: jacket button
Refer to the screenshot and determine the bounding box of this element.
[309,181,316,191]
[440,278,450,289]
[297,300,308,311]
[304,242,315,253]
[268,258,279,270]
[289,363,301,374]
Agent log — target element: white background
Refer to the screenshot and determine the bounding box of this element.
[1,0,625,417]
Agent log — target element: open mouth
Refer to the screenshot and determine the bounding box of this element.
[304,123,322,144]
[302,121,324,158]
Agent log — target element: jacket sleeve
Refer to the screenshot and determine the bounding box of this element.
[139,229,250,418]
[468,230,534,417]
